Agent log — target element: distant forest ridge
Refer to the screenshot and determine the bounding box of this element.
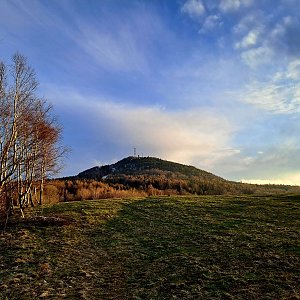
[40,156,300,204]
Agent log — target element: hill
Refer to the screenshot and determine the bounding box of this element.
[77,156,224,181]
[70,156,300,197]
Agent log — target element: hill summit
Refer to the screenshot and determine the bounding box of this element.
[77,156,224,181]
[74,156,300,196]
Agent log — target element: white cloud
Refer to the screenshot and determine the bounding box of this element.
[269,15,298,47]
[233,12,259,35]
[286,59,300,80]
[181,0,206,19]
[231,9,300,68]
[219,0,253,13]
[219,0,240,12]
[235,29,260,49]
[93,103,234,167]
[46,87,236,172]
[240,46,274,68]
[214,139,300,183]
[200,14,222,32]
[240,81,300,113]
[242,173,300,186]
[237,59,300,113]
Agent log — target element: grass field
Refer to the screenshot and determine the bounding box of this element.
[0,195,299,299]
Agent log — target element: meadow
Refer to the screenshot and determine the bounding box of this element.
[0,195,299,299]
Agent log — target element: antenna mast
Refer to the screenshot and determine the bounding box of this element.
[134,147,137,157]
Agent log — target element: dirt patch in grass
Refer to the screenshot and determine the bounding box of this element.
[25,216,74,227]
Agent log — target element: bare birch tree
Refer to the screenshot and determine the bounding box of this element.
[0,54,66,218]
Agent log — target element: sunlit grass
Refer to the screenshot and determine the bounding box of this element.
[0,195,299,299]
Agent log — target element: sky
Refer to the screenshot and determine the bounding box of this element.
[0,0,300,185]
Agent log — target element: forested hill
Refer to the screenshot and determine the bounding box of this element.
[52,156,300,200]
[77,156,224,181]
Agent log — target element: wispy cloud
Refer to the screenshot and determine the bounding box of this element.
[214,140,300,183]
[219,0,253,13]
[235,59,300,113]
[0,1,173,75]
[73,24,148,73]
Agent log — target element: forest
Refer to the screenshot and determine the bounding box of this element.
[40,174,300,206]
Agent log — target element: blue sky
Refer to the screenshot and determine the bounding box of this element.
[1,0,300,185]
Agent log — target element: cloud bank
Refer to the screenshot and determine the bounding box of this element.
[47,87,237,173]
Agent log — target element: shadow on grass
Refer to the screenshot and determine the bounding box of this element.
[1,196,299,299]
[95,196,300,299]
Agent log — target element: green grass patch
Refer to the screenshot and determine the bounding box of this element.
[0,195,299,299]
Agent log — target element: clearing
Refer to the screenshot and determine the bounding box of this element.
[0,195,299,299]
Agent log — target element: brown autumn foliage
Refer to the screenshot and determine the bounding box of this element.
[0,54,66,219]
[39,179,147,205]
[39,174,300,206]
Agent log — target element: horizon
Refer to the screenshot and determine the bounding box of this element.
[1,0,300,185]
[73,154,300,187]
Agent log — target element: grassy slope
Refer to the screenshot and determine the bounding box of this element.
[0,195,299,299]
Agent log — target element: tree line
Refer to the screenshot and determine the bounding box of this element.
[38,175,300,206]
[0,54,66,219]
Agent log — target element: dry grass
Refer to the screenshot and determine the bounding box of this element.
[0,195,299,299]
